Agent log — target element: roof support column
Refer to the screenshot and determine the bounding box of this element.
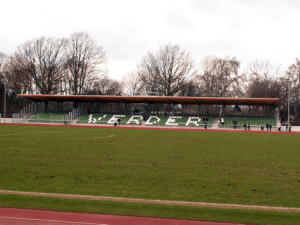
[147,103,151,118]
[125,103,128,115]
[172,103,175,116]
[221,102,225,118]
[274,102,279,122]
[168,99,175,116]
[248,102,251,116]
[102,102,105,115]
[194,100,201,117]
[142,99,151,119]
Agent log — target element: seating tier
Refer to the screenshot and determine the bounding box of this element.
[223,117,277,127]
[29,113,67,123]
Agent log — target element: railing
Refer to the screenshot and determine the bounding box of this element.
[68,105,83,121]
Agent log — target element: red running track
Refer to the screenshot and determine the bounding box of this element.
[0,207,245,225]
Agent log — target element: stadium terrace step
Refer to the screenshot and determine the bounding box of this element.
[29,113,68,123]
[223,117,277,128]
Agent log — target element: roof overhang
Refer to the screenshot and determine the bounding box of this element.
[17,94,280,107]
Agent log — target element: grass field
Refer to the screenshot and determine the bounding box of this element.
[0,125,300,224]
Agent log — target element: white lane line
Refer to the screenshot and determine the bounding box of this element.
[0,215,109,225]
[1,190,300,213]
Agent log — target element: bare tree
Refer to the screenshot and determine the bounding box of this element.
[285,58,300,120]
[178,79,202,97]
[2,56,34,94]
[241,60,285,118]
[137,44,196,96]
[0,52,7,68]
[0,52,8,80]
[14,37,65,94]
[121,72,143,95]
[64,32,107,95]
[198,55,241,97]
[85,76,122,95]
[286,58,300,89]
[244,60,283,98]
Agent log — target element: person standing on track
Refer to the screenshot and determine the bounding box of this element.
[233,119,237,129]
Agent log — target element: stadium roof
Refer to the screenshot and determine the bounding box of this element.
[18,94,280,106]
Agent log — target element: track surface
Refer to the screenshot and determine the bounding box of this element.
[0,207,245,225]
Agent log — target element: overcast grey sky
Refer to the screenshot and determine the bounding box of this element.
[1,0,300,80]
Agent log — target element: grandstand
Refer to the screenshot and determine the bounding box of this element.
[24,112,276,130]
[14,94,280,130]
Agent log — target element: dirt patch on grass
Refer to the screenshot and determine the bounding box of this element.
[0,190,299,213]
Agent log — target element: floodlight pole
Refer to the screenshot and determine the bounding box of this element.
[3,81,6,123]
[286,78,292,126]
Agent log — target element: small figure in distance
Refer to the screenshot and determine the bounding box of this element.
[114,118,118,127]
[243,122,247,131]
[289,123,292,132]
[117,118,121,127]
[266,123,269,131]
[220,117,224,127]
[261,125,264,131]
[269,123,272,131]
[233,119,237,129]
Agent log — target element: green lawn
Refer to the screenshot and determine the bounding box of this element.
[0,125,299,224]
